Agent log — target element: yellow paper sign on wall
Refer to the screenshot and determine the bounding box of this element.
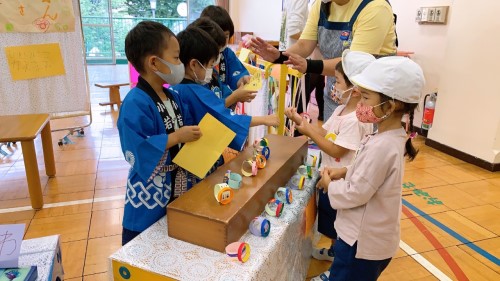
[5,43,66,80]
[173,113,236,179]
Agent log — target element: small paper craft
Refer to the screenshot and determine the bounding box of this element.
[0,224,25,268]
[243,68,263,91]
[173,113,236,178]
[238,48,251,62]
[5,43,66,80]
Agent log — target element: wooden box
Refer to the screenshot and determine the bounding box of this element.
[167,134,308,252]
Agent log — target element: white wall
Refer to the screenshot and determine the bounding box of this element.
[425,0,500,163]
[231,0,500,164]
[390,0,453,126]
[229,0,282,40]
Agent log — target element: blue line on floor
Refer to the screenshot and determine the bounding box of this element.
[402,199,500,266]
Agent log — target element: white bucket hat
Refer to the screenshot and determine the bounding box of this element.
[341,49,376,80]
[349,55,425,104]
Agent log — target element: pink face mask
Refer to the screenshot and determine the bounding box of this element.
[355,101,390,123]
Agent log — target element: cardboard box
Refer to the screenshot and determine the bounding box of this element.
[167,134,308,252]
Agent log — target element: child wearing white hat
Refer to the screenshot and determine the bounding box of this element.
[316,54,425,281]
[286,50,374,276]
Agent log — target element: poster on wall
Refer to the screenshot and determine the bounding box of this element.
[0,0,75,33]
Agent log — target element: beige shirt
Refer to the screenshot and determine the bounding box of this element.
[328,128,406,260]
[320,105,373,170]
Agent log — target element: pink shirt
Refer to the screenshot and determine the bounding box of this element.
[320,105,373,170]
[328,128,406,260]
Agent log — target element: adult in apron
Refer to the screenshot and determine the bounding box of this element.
[318,0,373,121]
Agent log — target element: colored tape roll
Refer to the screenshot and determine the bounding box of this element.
[225,242,251,263]
[305,154,317,167]
[259,137,269,147]
[249,216,271,237]
[265,198,284,217]
[241,159,257,177]
[289,175,305,190]
[255,154,267,169]
[214,183,233,204]
[297,165,314,178]
[224,170,242,189]
[275,187,293,204]
[261,146,271,160]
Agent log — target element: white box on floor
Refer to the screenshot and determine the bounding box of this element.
[19,235,64,281]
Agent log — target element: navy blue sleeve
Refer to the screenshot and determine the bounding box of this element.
[117,90,169,182]
[175,84,251,151]
[223,48,250,90]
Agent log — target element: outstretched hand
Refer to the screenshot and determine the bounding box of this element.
[247,37,280,62]
[283,52,307,73]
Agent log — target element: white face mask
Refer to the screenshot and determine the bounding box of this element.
[332,87,353,105]
[193,60,213,85]
[154,57,185,85]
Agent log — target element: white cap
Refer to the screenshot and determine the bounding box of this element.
[349,56,425,104]
[341,50,375,80]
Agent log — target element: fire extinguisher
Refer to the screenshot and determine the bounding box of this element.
[422,92,437,130]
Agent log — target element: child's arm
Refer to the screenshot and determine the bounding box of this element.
[296,120,350,159]
[250,114,280,127]
[224,48,250,90]
[225,88,257,108]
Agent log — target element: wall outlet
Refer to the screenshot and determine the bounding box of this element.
[434,6,449,23]
[416,8,422,22]
[428,8,436,22]
[421,7,429,22]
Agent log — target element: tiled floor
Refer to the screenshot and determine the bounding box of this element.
[1,65,499,280]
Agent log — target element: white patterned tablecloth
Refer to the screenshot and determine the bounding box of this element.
[110,167,320,281]
[18,235,64,281]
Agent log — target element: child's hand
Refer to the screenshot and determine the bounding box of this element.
[316,169,331,194]
[295,117,311,135]
[264,114,280,127]
[284,107,302,124]
[176,126,202,143]
[237,75,251,88]
[325,167,348,180]
[233,88,257,103]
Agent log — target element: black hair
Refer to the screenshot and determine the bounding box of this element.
[177,27,219,67]
[125,21,175,73]
[200,5,235,37]
[335,61,352,87]
[189,17,226,49]
[379,94,419,161]
[321,1,333,18]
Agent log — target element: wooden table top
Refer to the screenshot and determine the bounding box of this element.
[0,114,50,142]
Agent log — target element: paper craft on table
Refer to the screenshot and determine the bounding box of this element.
[173,113,236,178]
[0,224,25,268]
[5,43,66,80]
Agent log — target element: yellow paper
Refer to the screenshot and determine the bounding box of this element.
[5,43,66,80]
[173,113,236,178]
[238,47,251,62]
[243,67,263,91]
[0,0,75,33]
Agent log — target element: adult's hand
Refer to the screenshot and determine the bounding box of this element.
[247,37,280,62]
[283,51,307,73]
